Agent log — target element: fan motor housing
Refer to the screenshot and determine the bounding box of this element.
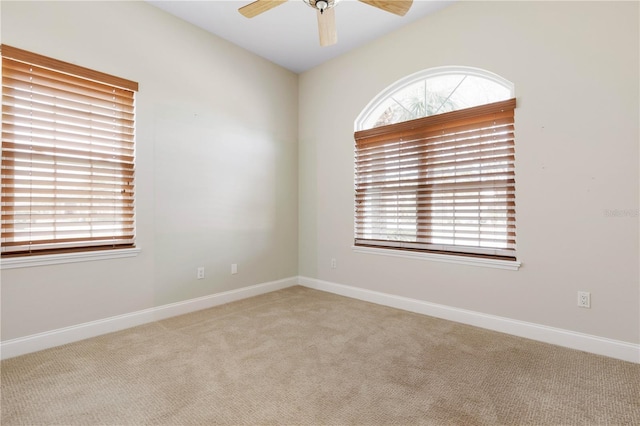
[303,0,341,11]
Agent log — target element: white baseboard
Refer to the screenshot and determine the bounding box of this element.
[4,275,638,364]
[0,276,298,360]
[299,276,640,364]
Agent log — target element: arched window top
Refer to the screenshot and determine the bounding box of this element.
[355,66,514,131]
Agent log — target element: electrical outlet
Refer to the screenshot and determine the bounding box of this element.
[331,258,337,269]
[197,267,205,280]
[577,291,590,308]
[231,263,238,275]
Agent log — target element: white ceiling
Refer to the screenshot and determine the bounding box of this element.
[147,0,454,73]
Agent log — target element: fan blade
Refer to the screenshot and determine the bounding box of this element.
[239,0,288,18]
[317,8,337,47]
[357,0,413,16]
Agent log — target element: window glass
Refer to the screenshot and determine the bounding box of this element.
[358,67,514,130]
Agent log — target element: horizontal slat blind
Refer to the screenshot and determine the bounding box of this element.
[354,98,516,259]
[1,45,137,256]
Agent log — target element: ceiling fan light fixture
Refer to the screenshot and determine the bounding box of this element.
[239,0,412,48]
[302,0,340,13]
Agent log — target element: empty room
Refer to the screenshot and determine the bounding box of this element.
[1,0,638,424]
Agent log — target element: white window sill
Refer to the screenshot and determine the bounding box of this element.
[352,245,521,271]
[1,247,141,270]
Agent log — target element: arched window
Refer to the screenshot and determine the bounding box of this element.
[356,66,514,131]
[354,67,517,260]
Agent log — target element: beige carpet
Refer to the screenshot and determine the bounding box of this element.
[1,286,639,425]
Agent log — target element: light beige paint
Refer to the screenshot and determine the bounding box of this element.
[0,1,299,340]
[1,1,638,348]
[299,1,640,343]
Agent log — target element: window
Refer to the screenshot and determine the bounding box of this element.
[1,45,138,257]
[354,67,516,260]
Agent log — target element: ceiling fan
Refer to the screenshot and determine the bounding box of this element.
[238,0,413,47]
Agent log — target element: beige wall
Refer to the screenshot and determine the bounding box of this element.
[0,1,299,340]
[1,1,638,348]
[299,1,639,343]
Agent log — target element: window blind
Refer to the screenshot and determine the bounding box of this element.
[354,98,516,259]
[1,45,138,256]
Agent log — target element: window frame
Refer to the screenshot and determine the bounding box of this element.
[1,45,139,261]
